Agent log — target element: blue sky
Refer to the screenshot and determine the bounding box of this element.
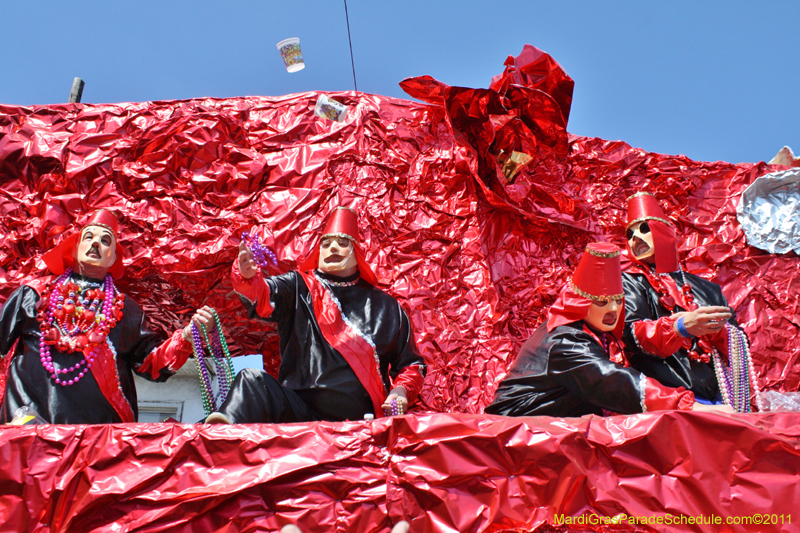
[2,1,797,164]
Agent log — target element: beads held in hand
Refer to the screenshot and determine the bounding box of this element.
[190,307,235,418]
[241,232,278,269]
[386,397,404,416]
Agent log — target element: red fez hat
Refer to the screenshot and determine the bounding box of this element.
[299,207,378,285]
[83,209,121,234]
[626,192,679,273]
[547,242,625,338]
[42,209,126,279]
[571,242,624,300]
[321,207,360,242]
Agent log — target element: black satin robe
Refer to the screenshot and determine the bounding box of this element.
[0,278,176,424]
[621,270,734,400]
[486,321,645,417]
[229,270,426,422]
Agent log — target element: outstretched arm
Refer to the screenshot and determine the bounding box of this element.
[231,241,277,319]
[671,306,732,337]
[127,301,194,382]
[550,330,695,413]
[231,241,299,322]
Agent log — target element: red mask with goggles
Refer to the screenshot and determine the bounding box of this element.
[625,192,680,274]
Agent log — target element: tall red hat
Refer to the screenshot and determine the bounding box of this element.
[571,242,624,299]
[547,242,625,338]
[626,192,679,273]
[321,207,360,242]
[42,209,126,279]
[299,207,378,285]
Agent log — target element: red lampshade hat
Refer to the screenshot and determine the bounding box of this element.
[42,209,126,279]
[626,192,680,274]
[298,207,378,286]
[547,242,625,339]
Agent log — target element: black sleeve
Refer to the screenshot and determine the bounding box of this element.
[239,271,300,324]
[548,329,645,414]
[621,272,663,359]
[388,302,426,379]
[0,286,37,358]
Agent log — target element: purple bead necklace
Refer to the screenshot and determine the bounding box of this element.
[241,231,278,269]
[190,308,235,417]
[38,268,119,387]
[387,397,404,416]
[712,323,762,412]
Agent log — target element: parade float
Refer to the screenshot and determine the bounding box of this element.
[1,45,798,532]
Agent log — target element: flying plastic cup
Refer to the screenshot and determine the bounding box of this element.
[276,37,305,72]
[314,94,349,123]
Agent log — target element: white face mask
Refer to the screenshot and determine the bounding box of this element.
[318,236,358,276]
[627,220,655,262]
[585,297,623,332]
[76,226,117,273]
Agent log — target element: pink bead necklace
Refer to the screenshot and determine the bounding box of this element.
[37,268,125,386]
[711,323,763,412]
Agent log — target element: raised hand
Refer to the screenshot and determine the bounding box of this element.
[673,306,732,337]
[182,305,216,341]
[238,241,258,279]
[382,387,408,416]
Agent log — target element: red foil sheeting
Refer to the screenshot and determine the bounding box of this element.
[2,44,800,530]
[1,45,798,411]
[0,412,798,532]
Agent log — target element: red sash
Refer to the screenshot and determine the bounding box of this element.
[89,341,136,423]
[299,271,387,417]
[0,339,19,412]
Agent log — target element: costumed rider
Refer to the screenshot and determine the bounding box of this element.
[205,207,426,424]
[0,209,212,424]
[622,192,758,412]
[486,242,708,418]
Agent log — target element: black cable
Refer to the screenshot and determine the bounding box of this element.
[343,0,358,92]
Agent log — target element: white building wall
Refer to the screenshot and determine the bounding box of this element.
[134,358,219,423]
[134,354,263,423]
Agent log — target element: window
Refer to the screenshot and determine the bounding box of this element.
[138,401,184,423]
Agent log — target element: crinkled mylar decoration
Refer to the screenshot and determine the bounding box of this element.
[1,45,798,415]
[737,168,800,255]
[2,43,800,533]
